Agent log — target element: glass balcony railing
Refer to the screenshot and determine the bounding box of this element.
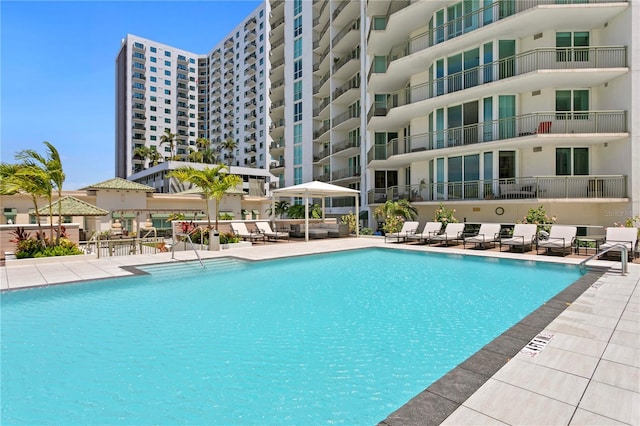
[367,175,627,204]
[367,110,626,163]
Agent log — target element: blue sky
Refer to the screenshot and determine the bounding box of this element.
[1,0,261,190]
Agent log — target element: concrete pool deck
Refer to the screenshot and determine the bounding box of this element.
[1,237,638,425]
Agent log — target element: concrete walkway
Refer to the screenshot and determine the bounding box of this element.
[1,237,638,425]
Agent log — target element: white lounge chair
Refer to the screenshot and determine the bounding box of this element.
[536,225,577,256]
[463,223,502,249]
[430,222,465,246]
[499,224,538,252]
[256,221,289,241]
[598,227,638,260]
[406,222,443,244]
[384,221,419,243]
[230,222,265,243]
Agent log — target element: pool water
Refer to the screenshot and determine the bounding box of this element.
[1,248,581,424]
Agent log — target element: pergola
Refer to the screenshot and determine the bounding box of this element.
[271,181,360,241]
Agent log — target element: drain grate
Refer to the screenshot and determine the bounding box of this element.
[520,332,555,357]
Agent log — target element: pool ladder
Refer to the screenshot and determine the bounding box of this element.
[171,233,205,268]
[579,244,628,275]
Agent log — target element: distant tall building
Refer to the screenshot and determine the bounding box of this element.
[115,3,269,184]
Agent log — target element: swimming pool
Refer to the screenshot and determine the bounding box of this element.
[1,248,581,424]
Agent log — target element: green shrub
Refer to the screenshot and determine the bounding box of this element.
[433,203,458,226]
[360,227,373,235]
[340,211,357,233]
[220,232,239,244]
[518,205,556,232]
[16,238,82,259]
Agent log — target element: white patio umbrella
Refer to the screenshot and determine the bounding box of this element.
[271,181,360,241]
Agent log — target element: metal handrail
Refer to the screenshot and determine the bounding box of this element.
[172,233,204,268]
[579,243,628,275]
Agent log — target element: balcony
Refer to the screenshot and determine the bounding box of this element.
[333,19,360,52]
[333,138,360,155]
[367,175,628,205]
[368,46,627,126]
[332,78,360,102]
[313,98,330,117]
[270,99,284,112]
[270,160,285,173]
[271,78,285,91]
[245,53,257,65]
[367,111,627,164]
[332,109,360,129]
[244,41,257,54]
[271,56,285,71]
[313,146,331,162]
[332,166,361,181]
[313,122,331,139]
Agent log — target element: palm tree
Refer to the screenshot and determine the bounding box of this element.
[188,148,204,163]
[266,200,290,219]
[16,142,65,244]
[159,129,177,161]
[0,163,52,245]
[133,146,151,168]
[220,138,238,166]
[168,164,242,237]
[374,199,418,222]
[202,148,219,164]
[149,148,162,166]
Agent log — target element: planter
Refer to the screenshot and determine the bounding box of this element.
[5,253,97,265]
[209,230,220,251]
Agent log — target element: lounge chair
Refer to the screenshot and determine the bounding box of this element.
[430,222,465,246]
[598,227,638,260]
[256,221,290,241]
[499,224,538,252]
[536,225,576,256]
[230,222,265,243]
[406,222,443,245]
[463,223,502,249]
[384,221,419,243]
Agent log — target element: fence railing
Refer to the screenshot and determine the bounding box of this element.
[80,236,167,258]
[367,175,627,204]
[368,46,626,120]
[367,111,626,162]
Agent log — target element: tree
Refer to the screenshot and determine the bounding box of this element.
[0,163,51,245]
[159,129,177,161]
[16,142,65,244]
[220,138,238,166]
[149,148,162,166]
[266,200,290,218]
[133,146,152,168]
[167,165,242,232]
[374,199,418,234]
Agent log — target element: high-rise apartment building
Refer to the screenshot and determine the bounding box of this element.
[364,0,637,227]
[268,0,367,217]
[115,3,269,186]
[268,0,637,227]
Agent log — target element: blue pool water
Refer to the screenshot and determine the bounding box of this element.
[1,248,581,425]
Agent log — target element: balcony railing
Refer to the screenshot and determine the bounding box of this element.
[333,166,361,181]
[333,138,360,154]
[314,146,331,162]
[380,0,628,70]
[332,109,360,127]
[367,175,627,204]
[332,18,360,47]
[332,0,349,20]
[367,1,411,41]
[369,46,627,119]
[313,98,330,117]
[367,111,626,162]
[314,122,331,139]
[333,78,360,100]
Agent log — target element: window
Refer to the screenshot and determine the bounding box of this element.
[164,108,171,114]
[294,37,302,58]
[294,124,302,144]
[164,51,171,57]
[150,125,157,131]
[150,106,157,111]
[556,148,589,175]
[164,79,171,85]
[164,99,171,105]
[150,46,157,53]
[150,135,157,141]
[150,86,157,92]
[293,81,302,101]
[294,167,302,185]
[164,118,171,123]
[133,62,145,70]
[150,116,157,121]
[150,56,156,63]
[165,89,171,95]
[150,66,157,72]
[150,76,157,82]
[294,102,302,122]
[293,59,302,79]
[556,31,589,61]
[294,145,302,165]
[294,16,302,37]
[150,95,157,102]
[373,56,387,73]
[189,58,195,64]
[164,70,171,76]
[556,90,589,119]
[294,0,302,15]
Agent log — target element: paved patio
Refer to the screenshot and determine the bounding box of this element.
[1,237,638,425]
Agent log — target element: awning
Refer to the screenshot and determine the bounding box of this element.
[218,211,235,217]
[112,212,137,219]
[252,209,260,215]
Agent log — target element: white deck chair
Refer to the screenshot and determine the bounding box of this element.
[599,227,638,260]
[230,222,265,243]
[536,225,577,256]
[256,221,289,241]
[406,222,443,244]
[384,221,419,243]
[500,224,538,252]
[463,223,502,249]
[430,222,465,246]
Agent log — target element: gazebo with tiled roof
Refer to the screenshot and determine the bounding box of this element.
[81,177,155,192]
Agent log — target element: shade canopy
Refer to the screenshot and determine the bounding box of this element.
[36,196,109,216]
[271,181,360,241]
[272,181,360,198]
